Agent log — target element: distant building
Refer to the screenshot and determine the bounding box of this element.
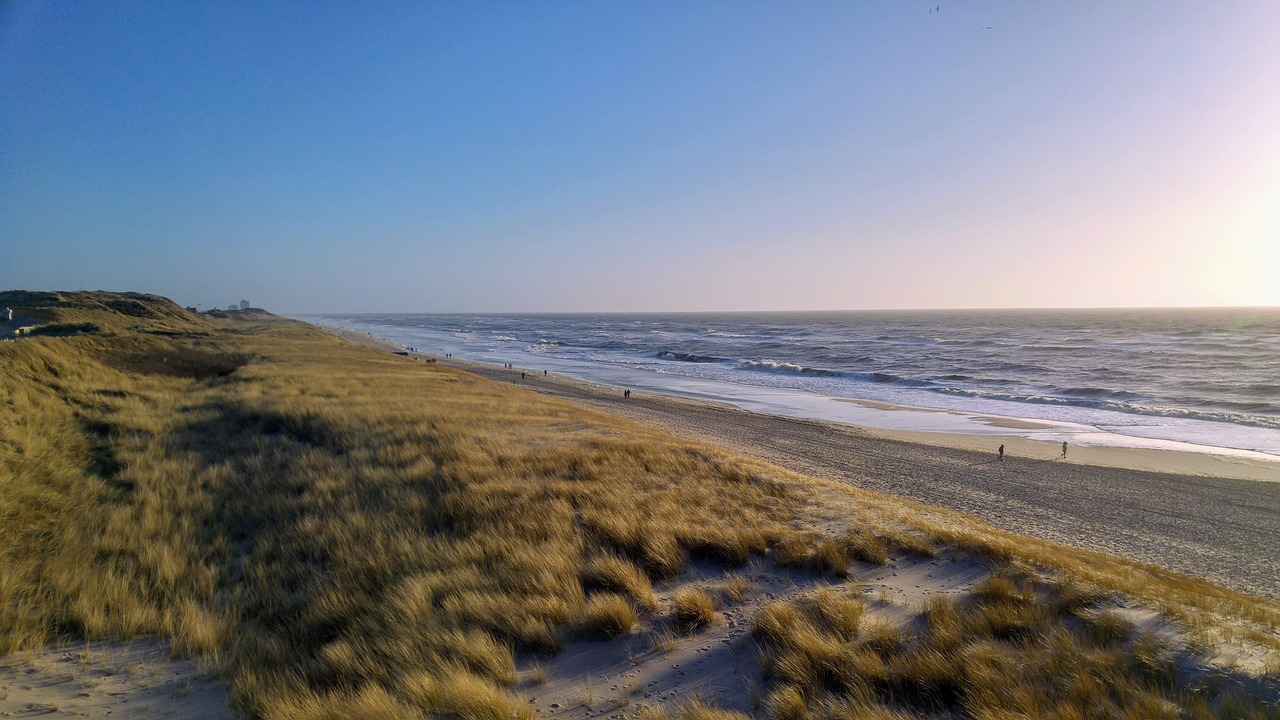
[240,299,250,310]
[1,307,39,338]
[228,304,238,311]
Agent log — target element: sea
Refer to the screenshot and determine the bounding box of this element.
[306,309,1280,459]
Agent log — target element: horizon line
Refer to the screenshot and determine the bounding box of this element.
[288,303,1280,316]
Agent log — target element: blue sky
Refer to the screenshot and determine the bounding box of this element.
[2,2,1277,312]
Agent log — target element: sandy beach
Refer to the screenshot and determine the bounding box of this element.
[319,327,1280,603]
[461,357,1280,601]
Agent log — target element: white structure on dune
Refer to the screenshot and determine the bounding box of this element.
[1,308,39,338]
[240,299,250,310]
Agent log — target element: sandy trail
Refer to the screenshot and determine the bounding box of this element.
[520,554,989,717]
[0,639,238,719]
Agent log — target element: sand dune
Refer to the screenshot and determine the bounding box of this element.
[422,350,1280,603]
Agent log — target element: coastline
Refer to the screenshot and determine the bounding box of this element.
[319,324,1280,600]
[307,315,1280,458]
[321,324,1280,483]
[9,295,1279,719]
[855,426,1280,484]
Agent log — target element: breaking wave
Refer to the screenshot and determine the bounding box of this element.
[935,387,1280,430]
[740,359,842,377]
[656,351,726,363]
[322,307,1280,452]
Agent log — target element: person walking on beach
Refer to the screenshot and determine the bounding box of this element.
[998,444,1004,461]
[1060,441,1068,459]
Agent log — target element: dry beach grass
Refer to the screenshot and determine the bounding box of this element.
[2,291,1278,718]
[444,354,1280,601]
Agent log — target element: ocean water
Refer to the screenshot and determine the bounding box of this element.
[308,309,1280,458]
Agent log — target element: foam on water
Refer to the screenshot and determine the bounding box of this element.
[304,309,1280,459]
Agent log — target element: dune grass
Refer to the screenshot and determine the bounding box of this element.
[583,553,659,611]
[752,569,1278,718]
[2,290,1278,717]
[581,594,639,640]
[0,291,798,717]
[672,588,718,633]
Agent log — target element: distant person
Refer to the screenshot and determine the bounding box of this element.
[998,444,1004,461]
[521,371,526,379]
[1061,441,1068,459]
[544,370,547,376]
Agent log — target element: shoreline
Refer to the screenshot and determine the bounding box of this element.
[319,324,1280,600]
[322,324,1280,483]
[307,316,1280,461]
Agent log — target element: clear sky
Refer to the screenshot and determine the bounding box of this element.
[2,2,1277,313]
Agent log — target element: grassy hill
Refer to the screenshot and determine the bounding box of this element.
[1,291,1276,718]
